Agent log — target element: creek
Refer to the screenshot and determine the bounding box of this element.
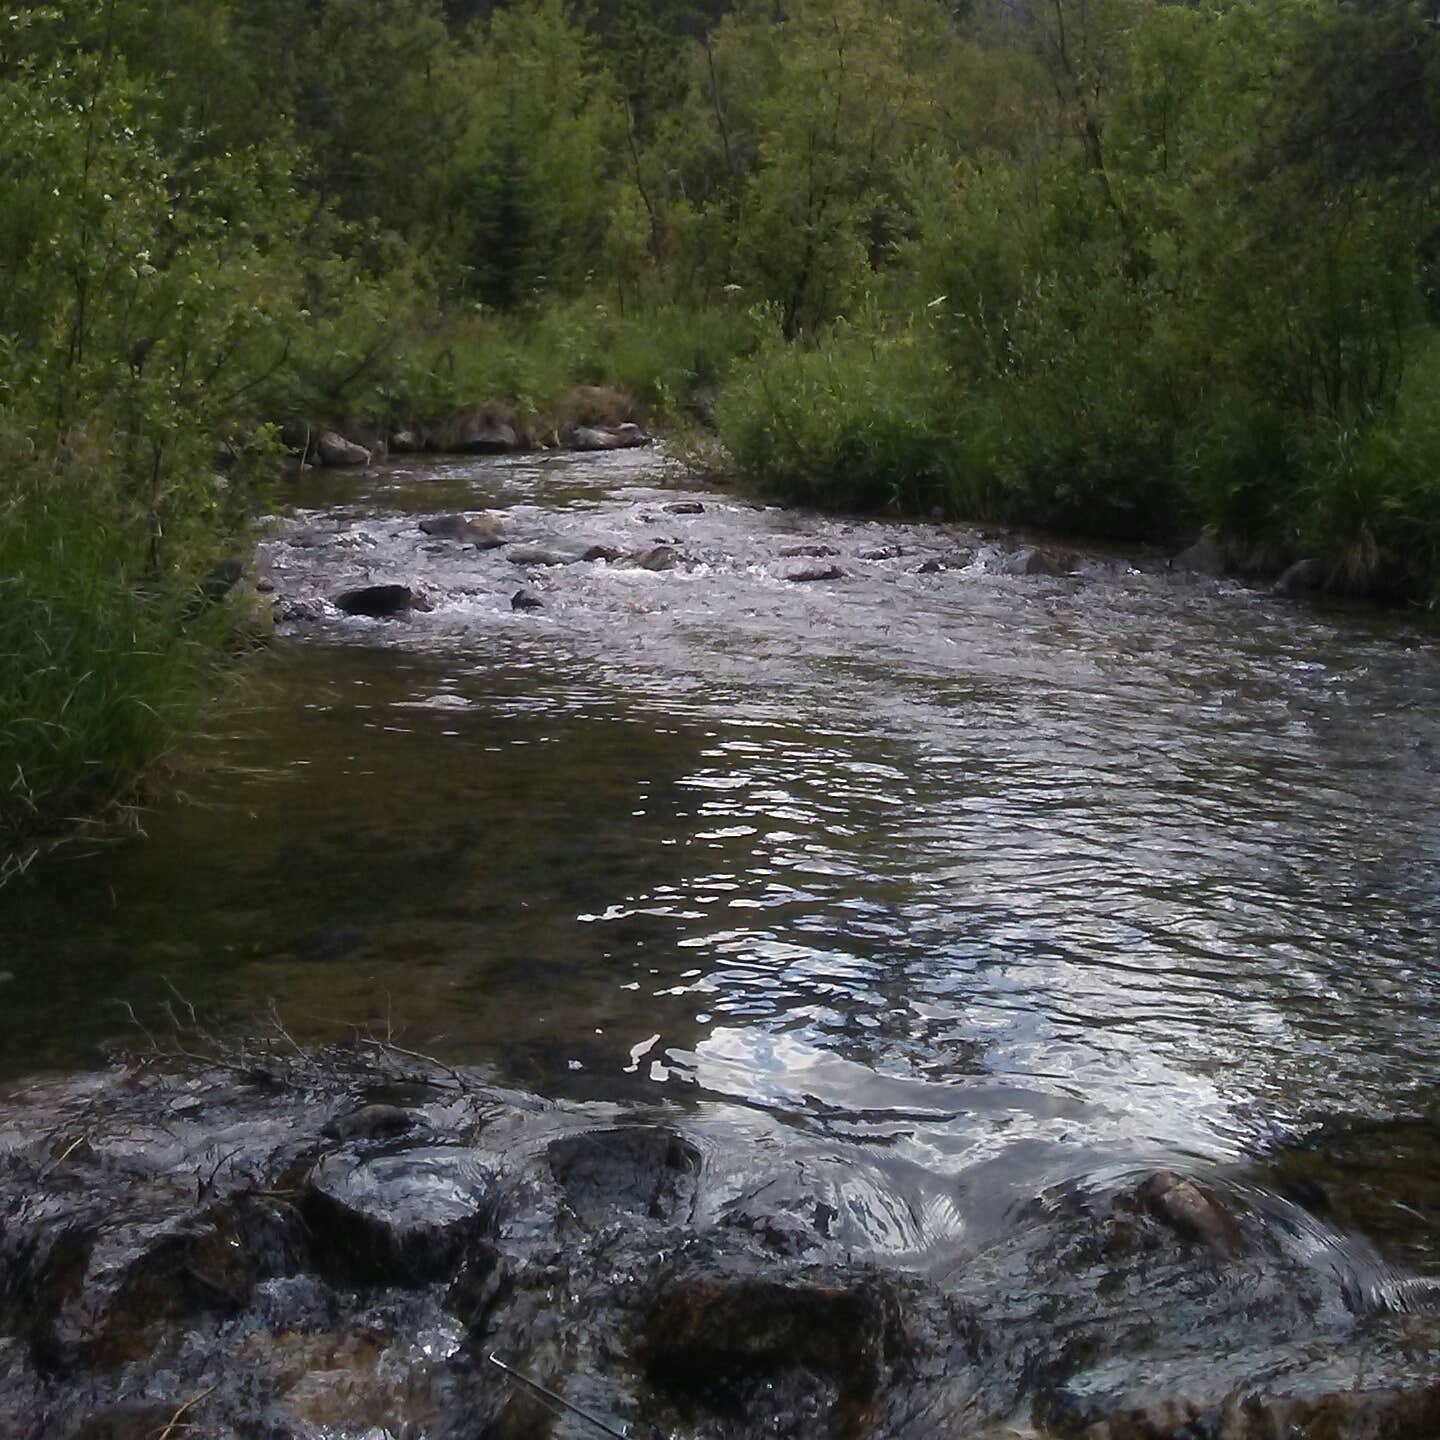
[3,447,1440,1438]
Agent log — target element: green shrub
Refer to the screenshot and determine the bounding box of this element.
[715,320,964,514]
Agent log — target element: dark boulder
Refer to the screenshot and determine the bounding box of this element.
[511,589,544,611]
[334,584,432,618]
[1273,558,1324,597]
[640,1258,903,1421]
[779,543,838,558]
[11,1196,305,1373]
[664,501,706,516]
[199,558,244,603]
[786,564,845,583]
[303,1147,499,1287]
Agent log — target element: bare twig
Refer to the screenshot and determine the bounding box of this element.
[153,1385,216,1440]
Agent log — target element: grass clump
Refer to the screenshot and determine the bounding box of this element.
[0,441,241,867]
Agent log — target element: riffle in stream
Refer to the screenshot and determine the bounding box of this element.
[3,447,1440,1438]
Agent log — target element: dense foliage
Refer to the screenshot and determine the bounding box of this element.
[3,0,1439,853]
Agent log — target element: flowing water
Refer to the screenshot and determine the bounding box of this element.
[5,446,1440,1288]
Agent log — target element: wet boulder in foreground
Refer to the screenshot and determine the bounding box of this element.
[7,1194,305,1373]
[334,583,432,617]
[303,1146,499,1286]
[7,1058,1440,1440]
[640,1256,904,1424]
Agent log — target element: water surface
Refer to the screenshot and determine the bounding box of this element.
[5,446,1439,1267]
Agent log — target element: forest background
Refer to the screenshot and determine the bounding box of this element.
[3,0,1439,856]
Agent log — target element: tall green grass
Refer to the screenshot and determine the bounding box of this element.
[0,446,234,867]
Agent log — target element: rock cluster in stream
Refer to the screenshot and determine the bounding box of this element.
[2,1054,1440,1440]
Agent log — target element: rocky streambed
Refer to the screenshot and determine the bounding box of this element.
[3,1048,1440,1440]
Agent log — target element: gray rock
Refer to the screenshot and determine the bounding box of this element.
[451,415,518,454]
[631,545,682,572]
[786,564,845,583]
[1273,558,1324,596]
[568,423,649,452]
[505,544,580,567]
[419,513,505,548]
[303,1147,499,1286]
[334,584,432,618]
[1173,534,1228,576]
[511,589,544,611]
[1001,546,1070,577]
[856,546,903,561]
[581,544,624,563]
[665,501,706,516]
[275,597,328,623]
[779,543,838,558]
[315,430,370,467]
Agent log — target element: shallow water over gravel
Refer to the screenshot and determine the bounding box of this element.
[6,446,1440,1278]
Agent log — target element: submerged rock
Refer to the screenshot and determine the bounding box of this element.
[505,544,582,567]
[334,584,432,617]
[664,501,706,515]
[786,563,845,583]
[780,542,839,558]
[510,589,544,611]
